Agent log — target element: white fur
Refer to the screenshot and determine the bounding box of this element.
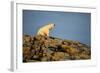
[37,23,55,36]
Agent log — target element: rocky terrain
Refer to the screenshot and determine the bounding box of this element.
[23,35,91,62]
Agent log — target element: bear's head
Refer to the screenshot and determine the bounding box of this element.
[47,23,55,30]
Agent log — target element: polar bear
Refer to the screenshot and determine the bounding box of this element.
[37,23,55,36]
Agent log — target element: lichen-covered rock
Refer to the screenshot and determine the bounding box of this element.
[61,45,79,55]
[23,47,31,62]
[23,35,91,62]
[51,52,65,61]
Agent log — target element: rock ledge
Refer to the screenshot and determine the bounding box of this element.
[23,35,91,62]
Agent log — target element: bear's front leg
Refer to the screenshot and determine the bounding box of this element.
[43,30,49,36]
[46,32,49,36]
[43,32,49,36]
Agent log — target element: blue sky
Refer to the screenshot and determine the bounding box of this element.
[23,10,91,46]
